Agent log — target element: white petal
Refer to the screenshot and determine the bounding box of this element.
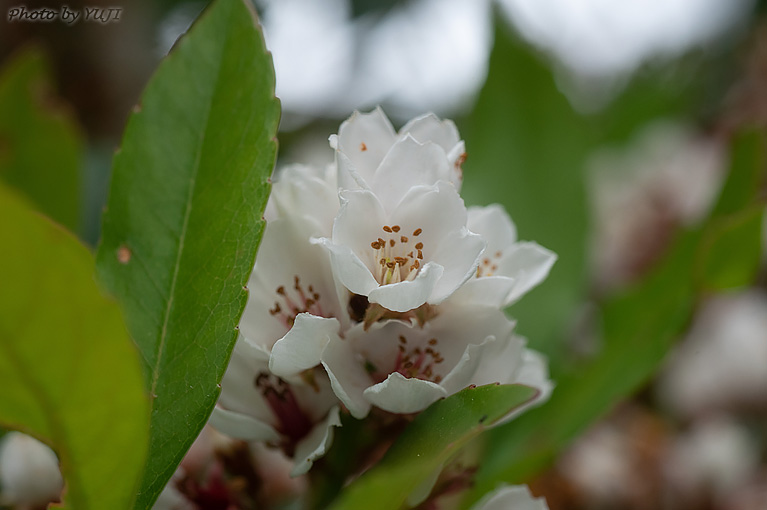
[471,485,549,510]
[335,107,397,187]
[291,406,342,476]
[270,314,341,379]
[317,237,379,297]
[0,433,63,507]
[500,242,557,305]
[371,136,450,212]
[399,113,461,154]
[467,204,518,251]
[269,163,339,231]
[368,261,444,312]
[429,228,485,304]
[391,181,468,252]
[439,335,498,396]
[448,275,516,308]
[496,347,554,426]
[218,338,274,424]
[363,372,447,414]
[321,335,373,419]
[209,407,281,443]
[333,189,388,258]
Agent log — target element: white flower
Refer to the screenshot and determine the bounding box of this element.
[0,432,63,508]
[318,301,550,418]
[212,165,345,475]
[451,204,556,308]
[471,485,549,510]
[657,290,767,417]
[319,181,485,313]
[330,107,465,192]
[211,338,341,476]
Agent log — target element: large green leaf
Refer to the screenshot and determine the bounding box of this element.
[0,47,83,232]
[467,129,767,502]
[0,184,149,509]
[94,0,279,506]
[461,20,591,366]
[328,384,538,510]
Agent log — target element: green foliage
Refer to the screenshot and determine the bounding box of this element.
[461,20,591,365]
[94,0,280,506]
[0,47,83,233]
[328,384,538,510]
[0,184,149,509]
[466,128,767,503]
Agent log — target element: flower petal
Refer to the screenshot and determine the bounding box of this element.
[429,228,485,304]
[500,242,557,305]
[363,372,447,414]
[291,406,342,476]
[321,335,373,419]
[368,261,444,312]
[334,107,397,188]
[467,204,518,251]
[209,407,281,443]
[270,314,341,379]
[399,113,460,154]
[316,237,379,297]
[371,136,450,212]
[448,275,517,308]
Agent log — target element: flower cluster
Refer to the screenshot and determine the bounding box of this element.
[208,108,556,497]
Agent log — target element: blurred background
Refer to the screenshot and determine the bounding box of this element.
[1,0,767,509]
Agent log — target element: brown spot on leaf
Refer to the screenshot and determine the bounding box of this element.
[117,245,131,264]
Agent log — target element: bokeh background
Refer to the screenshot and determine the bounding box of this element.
[2,1,767,508]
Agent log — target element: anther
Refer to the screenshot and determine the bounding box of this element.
[360,142,367,151]
[428,338,437,345]
[413,228,422,236]
[389,239,395,247]
[383,226,393,233]
[276,286,285,295]
[415,242,423,250]
[417,250,423,259]
[392,225,401,232]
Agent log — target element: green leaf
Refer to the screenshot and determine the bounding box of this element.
[94,0,279,506]
[0,184,149,509]
[467,128,767,502]
[327,384,538,510]
[461,19,591,365]
[0,47,83,233]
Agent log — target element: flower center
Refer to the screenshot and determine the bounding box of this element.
[370,225,425,285]
[367,335,445,384]
[255,373,313,448]
[269,275,324,328]
[476,251,502,277]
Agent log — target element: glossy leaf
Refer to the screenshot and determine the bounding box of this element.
[0,47,83,232]
[94,0,279,506]
[467,128,767,502]
[328,384,538,510]
[0,184,149,509]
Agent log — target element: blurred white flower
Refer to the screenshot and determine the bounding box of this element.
[471,484,549,510]
[320,301,550,417]
[657,290,767,417]
[589,122,724,290]
[664,415,760,500]
[0,432,63,509]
